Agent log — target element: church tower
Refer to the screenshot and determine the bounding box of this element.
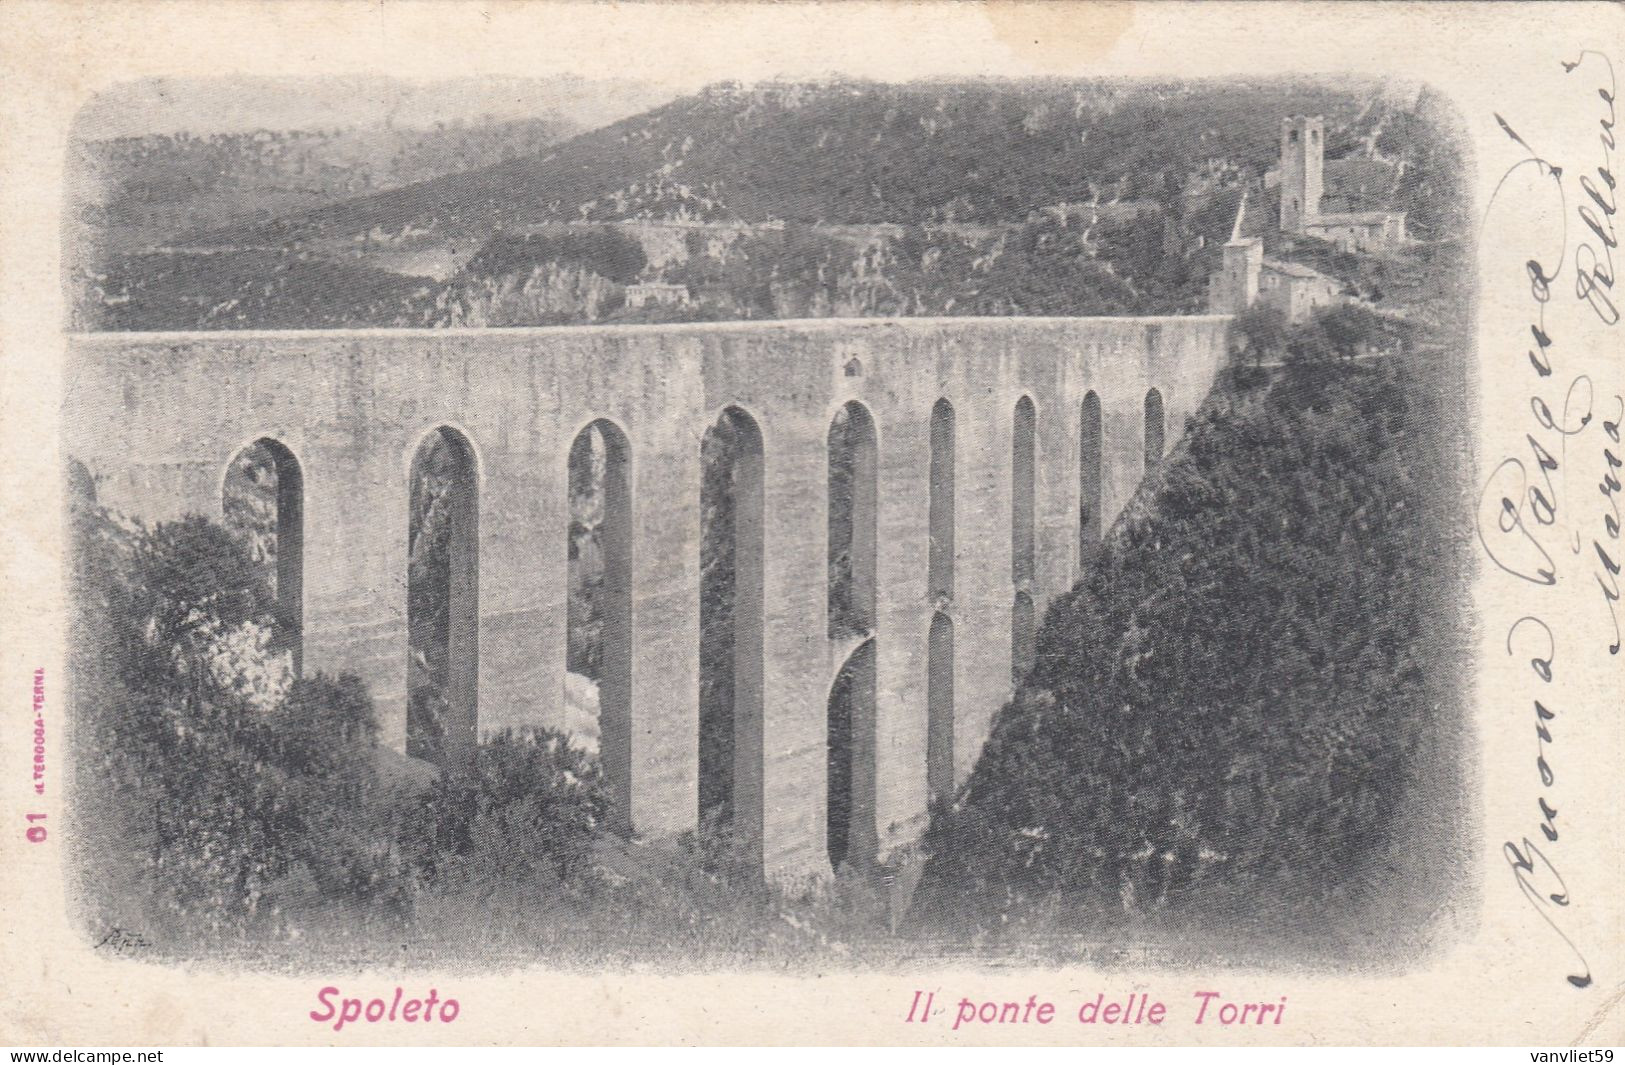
[1279,115,1324,233]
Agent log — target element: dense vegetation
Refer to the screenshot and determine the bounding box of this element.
[192,78,1383,243]
[69,510,400,931]
[73,251,434,332]
[636,214,1201,321]
[68,118,581,260]
[67,498,901,964]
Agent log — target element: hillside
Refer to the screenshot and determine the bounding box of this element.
[72,74,671,142]
[68,117,583,261]
[73,77,1461,331]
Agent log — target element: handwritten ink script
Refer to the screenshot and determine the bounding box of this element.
[1478,48,1619,991]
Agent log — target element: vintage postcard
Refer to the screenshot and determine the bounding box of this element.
[0,0,1620,1048]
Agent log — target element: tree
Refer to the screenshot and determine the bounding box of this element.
[1316,303,1386,360]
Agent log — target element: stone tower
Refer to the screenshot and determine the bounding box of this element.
[1279,115,1324,233]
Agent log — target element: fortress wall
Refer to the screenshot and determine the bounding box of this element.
[64,315,1229,880]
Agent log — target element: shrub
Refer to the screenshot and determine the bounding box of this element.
[404,730,610,898]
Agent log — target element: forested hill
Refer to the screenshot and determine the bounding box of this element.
[196,78,1413,246]
[76,78,1468,331]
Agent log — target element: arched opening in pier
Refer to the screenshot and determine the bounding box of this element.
[568,419,634,834]
[223,438,304,674]
[1012,590,1037,684]
[1079,390,1103,565]
[1144,388,1166,473]
[699,406,765,865]
[407,427,478,772]
[928,399,955,604]
[1012,396,1036,589]
[927,611,955,808]
[828,401,878,639]
[827,638,877,871]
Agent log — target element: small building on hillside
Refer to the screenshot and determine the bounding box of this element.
[623,282,692,310]
[1207,237,1344,324]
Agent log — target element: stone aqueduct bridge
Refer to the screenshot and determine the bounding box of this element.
[64,316,1230,881]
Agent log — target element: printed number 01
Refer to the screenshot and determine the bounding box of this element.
[25,812,45,843]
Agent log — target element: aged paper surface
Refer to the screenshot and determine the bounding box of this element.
[1,0,1621,1046]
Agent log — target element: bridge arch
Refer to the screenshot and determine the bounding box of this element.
[927,399,957,811]
[406,425,479,773]
[567,417,634,835]
[1144,387,1166,472]
[1011,396,1037,691]
[1079,390,1103,565]
[699,405,765,867]
[221,436,304,672]
[827,637,878,871]
[401,418,485,491]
